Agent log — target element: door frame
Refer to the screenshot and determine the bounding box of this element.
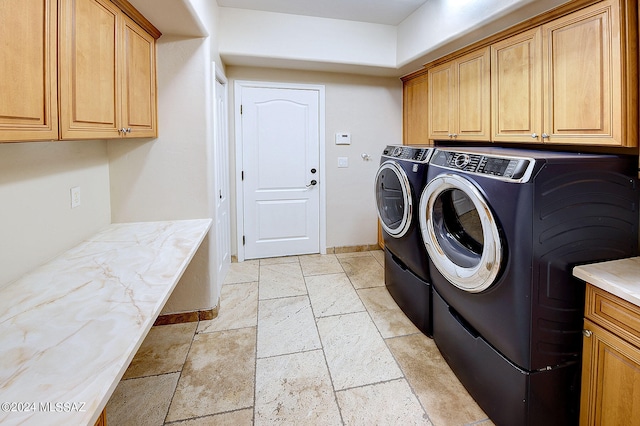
[234,80,326,262]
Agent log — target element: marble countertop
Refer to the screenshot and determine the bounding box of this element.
[0,219,212,426]
[573,257,640,308]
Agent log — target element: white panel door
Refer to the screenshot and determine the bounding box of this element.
[214,76,231,283]
[241,86,320,259]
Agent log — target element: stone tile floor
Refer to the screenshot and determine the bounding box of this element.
[106,250,494,425]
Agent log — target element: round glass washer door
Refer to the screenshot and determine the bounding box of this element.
[419,173,502,293]
[375,161,412,238]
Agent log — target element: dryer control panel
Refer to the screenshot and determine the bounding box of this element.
[431,150,534,182]
[382,145,432,163]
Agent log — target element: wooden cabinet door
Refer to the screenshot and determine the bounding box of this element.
[0,0,58,142]
[542,0,622,146]
[428,62,455,140]
[491,27,542,143]
[59,0,121,139]
[455,48,490,141]
[580,319,640,426]
[121,14,157,137]
[403,72,429,146]
[428,48,490,142]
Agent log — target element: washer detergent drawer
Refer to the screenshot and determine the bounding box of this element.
[432,290,580,426]
[384,249,432,336]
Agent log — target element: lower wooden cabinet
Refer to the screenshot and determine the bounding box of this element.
[580,284,640,425]
[377,221,384,250]
[94,408,107,426]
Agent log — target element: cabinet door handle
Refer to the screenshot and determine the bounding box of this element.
[542,133,550,139]
[531,133,538,138]
[582,329,592,338]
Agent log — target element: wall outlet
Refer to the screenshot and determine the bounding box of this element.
[70,186,81,209]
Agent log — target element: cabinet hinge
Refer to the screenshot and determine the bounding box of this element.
[242,235,245,246]
[242,171,244,181]
[240,105,243,114]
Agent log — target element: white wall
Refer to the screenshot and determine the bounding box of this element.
[219,8,398,75]
[226,66,402,252]
[108,36,216,314]
[396,0,572,74]
[217,0,573,77]
[105,0,226,316]
[0,140,111,286]
[189,0,223,64]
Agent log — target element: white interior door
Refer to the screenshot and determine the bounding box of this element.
[240,85,321,259]
[214,75,231,283]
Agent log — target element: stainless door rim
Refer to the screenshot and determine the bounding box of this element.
[375,160,412,238]
[419,173,502,292]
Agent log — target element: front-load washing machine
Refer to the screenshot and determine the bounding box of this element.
[419,147,638,426]
[375,145,434,335]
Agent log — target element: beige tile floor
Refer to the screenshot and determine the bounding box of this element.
[106,250,494,425]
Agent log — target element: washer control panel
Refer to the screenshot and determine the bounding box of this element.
[382,145,433,163]
[431,149,535,182]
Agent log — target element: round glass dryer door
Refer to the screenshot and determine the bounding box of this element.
[419,173,502,292]
[375,161,412,238]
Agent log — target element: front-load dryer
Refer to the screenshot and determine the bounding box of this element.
[419,147,638,426]
[375,145,434,335]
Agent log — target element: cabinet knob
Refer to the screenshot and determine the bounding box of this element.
[531,133,538,138]
[582,329,593,338]
[542,133,550,139]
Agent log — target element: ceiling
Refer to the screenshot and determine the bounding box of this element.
[216,0,430,25]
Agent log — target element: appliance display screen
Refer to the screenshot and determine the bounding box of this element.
[483,158,511,175]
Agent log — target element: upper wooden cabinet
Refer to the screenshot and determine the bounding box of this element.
[121,14,157,137]
[59,0,120,139]
[428,48,491,142]
[541,0,631,146]
[0,0,159,143]
[411,0,638,148]
[59,0,157,139]
[402,71,430,146]
[493,0,635,146]
[0,0,58,142]
[491,27,542,143]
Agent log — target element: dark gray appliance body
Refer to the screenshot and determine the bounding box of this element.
[375,145,434,335]
[419,147,638,426]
